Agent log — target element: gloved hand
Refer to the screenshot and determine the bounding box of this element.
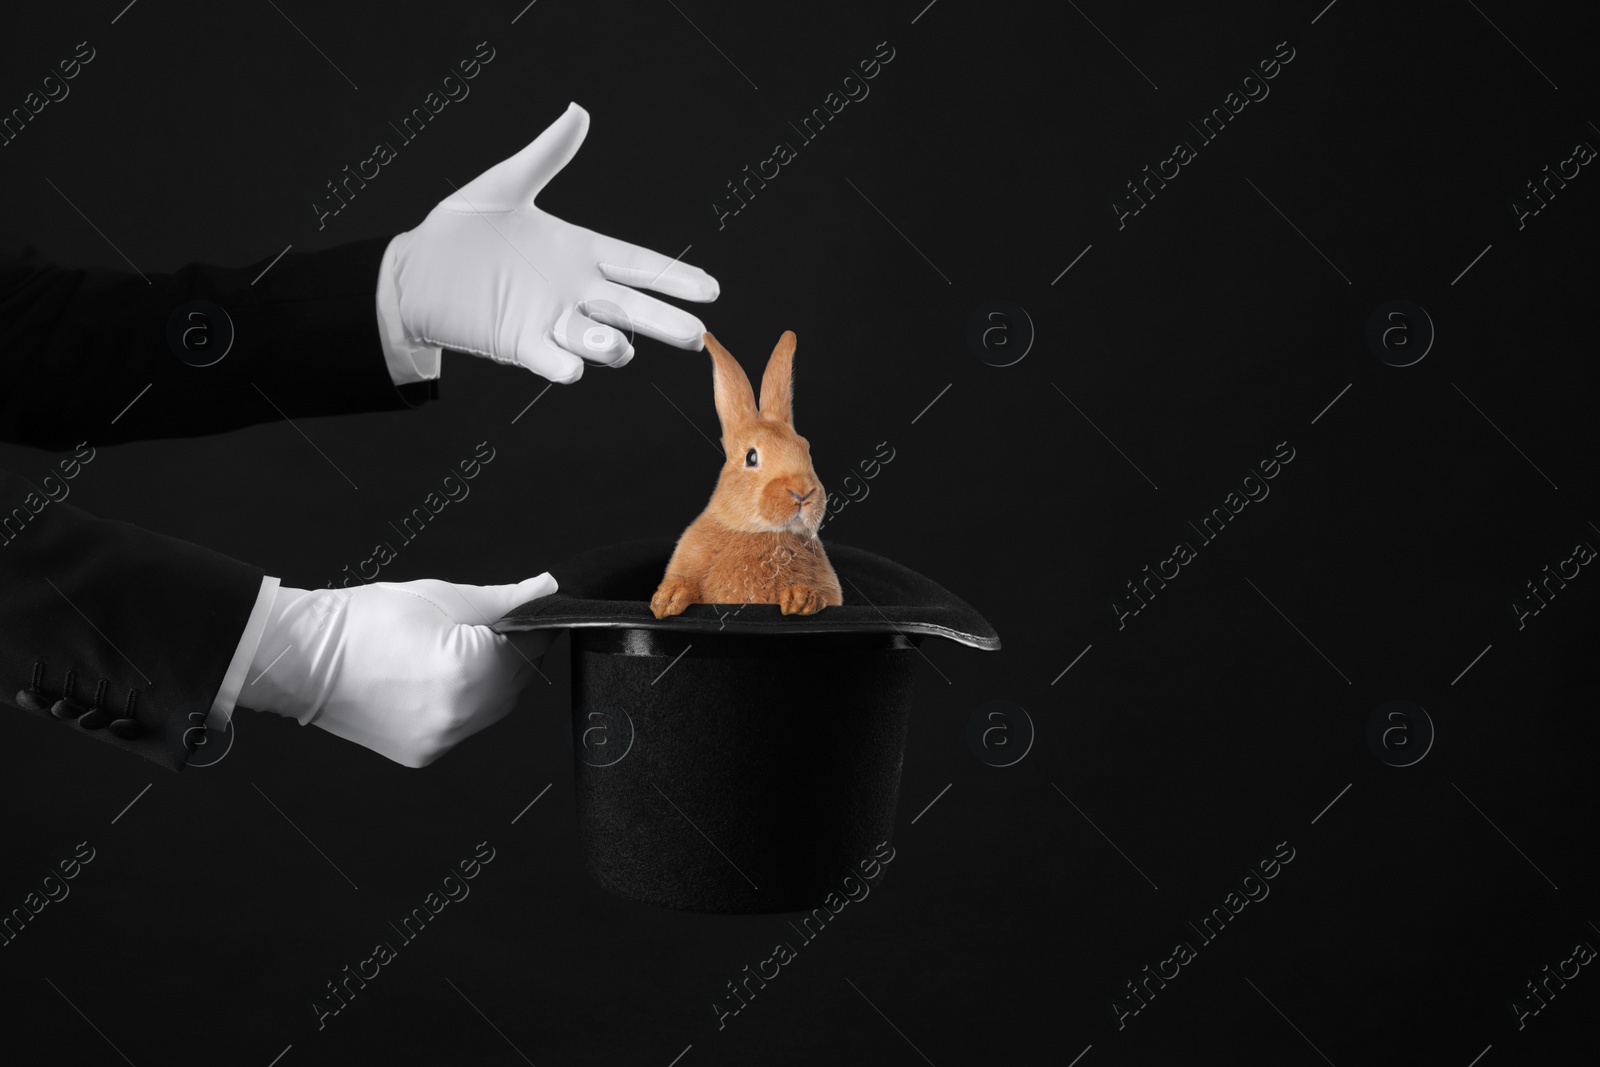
[383,101,719,384]
[238,575,558,768]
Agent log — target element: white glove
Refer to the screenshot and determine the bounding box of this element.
[239,575,558,768]
[383,101,720,384]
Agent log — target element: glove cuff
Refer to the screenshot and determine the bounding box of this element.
[239,586,344,725]
[205,575,281,733]
[376,233,443,386]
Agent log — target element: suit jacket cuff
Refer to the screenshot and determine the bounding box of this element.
[1,475,267,772]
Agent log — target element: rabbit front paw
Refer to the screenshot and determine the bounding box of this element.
[778,584,828,616]
[651,576,700,619]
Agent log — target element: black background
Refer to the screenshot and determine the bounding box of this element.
[2,1,1597,1064]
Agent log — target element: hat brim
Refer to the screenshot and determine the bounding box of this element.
[491,538,1000,651]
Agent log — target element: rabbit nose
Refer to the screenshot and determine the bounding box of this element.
[790,488,816,503]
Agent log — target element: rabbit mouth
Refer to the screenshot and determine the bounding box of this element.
[787,505,821,534]
[742,510,810,535]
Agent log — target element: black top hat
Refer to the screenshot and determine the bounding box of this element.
[492,539,999,914]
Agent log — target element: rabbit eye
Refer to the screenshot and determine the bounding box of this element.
[745,448,759,467]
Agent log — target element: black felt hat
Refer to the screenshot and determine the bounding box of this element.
[492,539,999,914]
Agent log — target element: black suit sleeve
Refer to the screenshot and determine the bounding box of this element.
[0,236,439,770]
[0,235,436,448]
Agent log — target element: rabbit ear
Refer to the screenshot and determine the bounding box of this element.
[704,332,756,434]
[759,330,796,425]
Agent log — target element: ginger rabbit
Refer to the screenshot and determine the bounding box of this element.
[650,330,842,618]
